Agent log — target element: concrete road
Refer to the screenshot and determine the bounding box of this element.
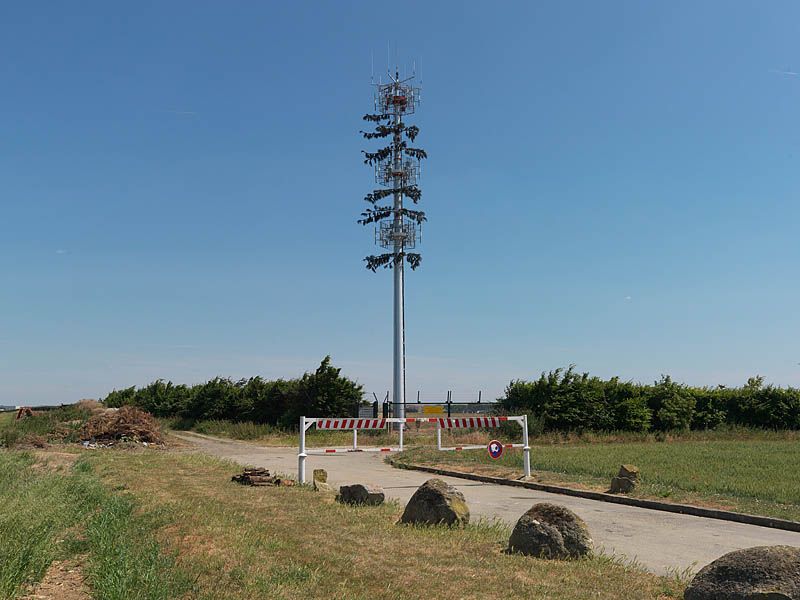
[173,432,800,576]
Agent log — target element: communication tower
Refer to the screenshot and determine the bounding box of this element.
[359,67,427,423]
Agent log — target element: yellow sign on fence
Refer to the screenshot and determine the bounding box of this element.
[422,405,444,415]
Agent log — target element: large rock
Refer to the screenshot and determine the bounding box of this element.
[312,469,334,493]
[337,484,385,506]
[508,503,592,559]
[684,545,800,600]
[610,464,640,494]
[399,478,470,526]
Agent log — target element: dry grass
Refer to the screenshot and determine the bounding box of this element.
[82,448,686,600]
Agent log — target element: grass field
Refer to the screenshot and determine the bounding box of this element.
[0,446,687,599]
[0,412,15,428]
[0,449,192,600]
[395,432,800,522]
[0,406,92,449]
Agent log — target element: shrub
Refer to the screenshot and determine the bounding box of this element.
[498,367,800,433]
[100,356,363,429]
[648,376,696,431]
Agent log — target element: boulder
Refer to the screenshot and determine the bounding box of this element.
[610,464,640,494]
[399,478,469,526]
[312,469,334,493]
[313,480,335,493]
[337,484,385,506]
[684,545,800,600]
[508,503,592,559]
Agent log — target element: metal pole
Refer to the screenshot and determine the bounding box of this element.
[298,416,307,484]
[522,415,531,478]
[399,420,404,451]
[392,96,406,428]
[353,427,358,450]
[436,422,442,450]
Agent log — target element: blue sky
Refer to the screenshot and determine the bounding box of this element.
[2,2,799,405]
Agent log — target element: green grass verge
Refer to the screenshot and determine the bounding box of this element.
[1,444,689,599]
[0,450,193,599]
[395,434,800,522]
[0,406,92,448]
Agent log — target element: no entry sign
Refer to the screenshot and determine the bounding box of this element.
[487,439,504,460]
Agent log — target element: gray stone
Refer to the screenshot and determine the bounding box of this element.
[312,469,332,492]
[313,480,335,493]
[610,464,640,494]
[399,478,470,526]
[337,483,385,506]
[684,545,800,600]
[508,503,592,559]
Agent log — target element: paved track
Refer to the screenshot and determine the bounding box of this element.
[173,432,800,576]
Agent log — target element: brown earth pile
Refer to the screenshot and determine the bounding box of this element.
[81,406,163,444]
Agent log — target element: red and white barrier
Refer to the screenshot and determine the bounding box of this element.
[305,446,397,455]
[436,417,507,429]
[440,442,526,452]
[297,415,530,484]
[315,418,386,430]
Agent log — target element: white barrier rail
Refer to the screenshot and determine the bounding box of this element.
[297,415,531,484]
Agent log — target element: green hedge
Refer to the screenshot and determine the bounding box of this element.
[497,367,800,432]
[102,356,363,429]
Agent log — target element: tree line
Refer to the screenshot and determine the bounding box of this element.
[102,357,363,428]
[497,366,800,432]
[102,360,800,432]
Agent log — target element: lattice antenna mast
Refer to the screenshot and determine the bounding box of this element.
[359,66,426,423]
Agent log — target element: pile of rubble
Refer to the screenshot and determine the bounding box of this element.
[81,406,163,445]
[231,468,295,487]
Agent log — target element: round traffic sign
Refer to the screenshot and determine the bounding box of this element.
[487,439,504,460]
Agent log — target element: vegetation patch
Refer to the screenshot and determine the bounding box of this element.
[499,367,800,433]
[0,405,94,449]
[79,449,686,600]
[103,356,363,429]
[0,450,192,599]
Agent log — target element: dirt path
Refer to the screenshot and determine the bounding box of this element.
[21,560,89,600]
[172,431,800,576]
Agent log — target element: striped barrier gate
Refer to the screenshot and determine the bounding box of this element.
[297,415,531,484]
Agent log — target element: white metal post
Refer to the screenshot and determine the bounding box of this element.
[436,422,442,450]
[522,414,531,478]
[353,427,358,450]
[298,416,307,484]
[399,419,404,451]
[392,103,406,428]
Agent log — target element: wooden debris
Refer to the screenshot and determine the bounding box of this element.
[231,468,295,487]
